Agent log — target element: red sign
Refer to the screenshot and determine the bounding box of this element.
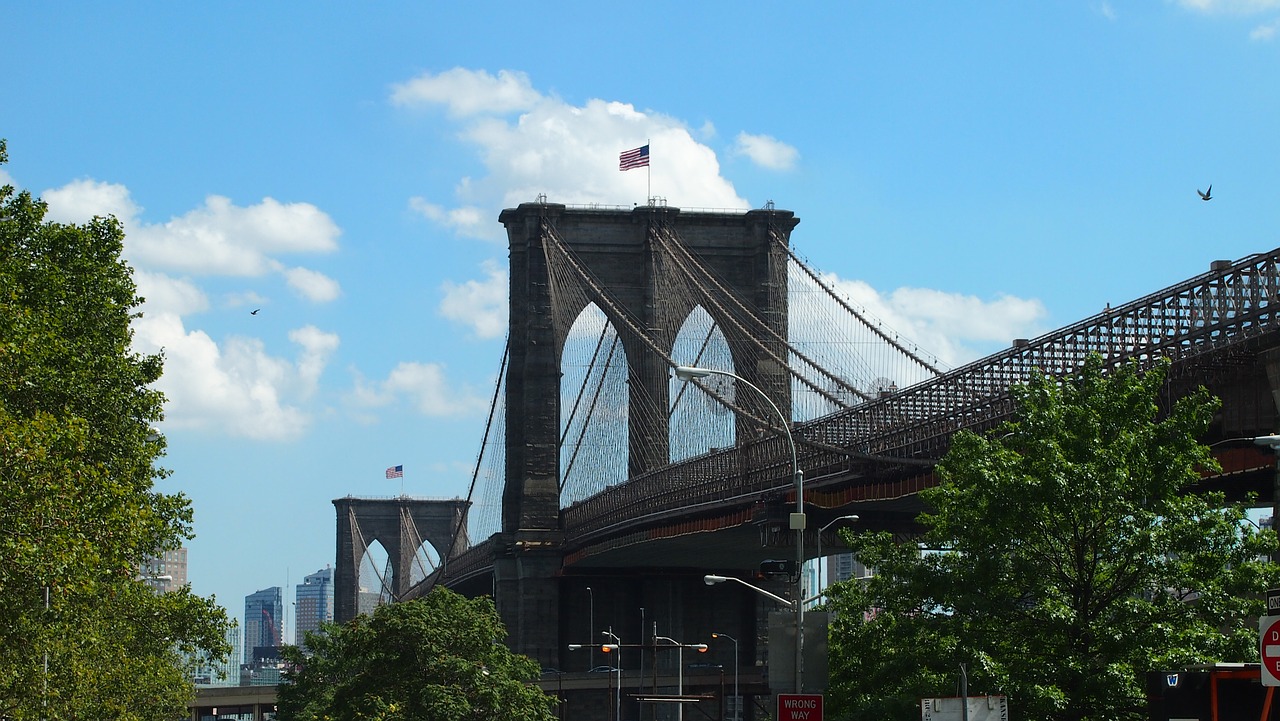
[1262,616,1280,687]
[777,693,823,721]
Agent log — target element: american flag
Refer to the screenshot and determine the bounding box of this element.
[385,465,403,479]
[619,144,649,171]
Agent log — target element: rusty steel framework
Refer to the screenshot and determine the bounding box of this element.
[553,249,1280,545]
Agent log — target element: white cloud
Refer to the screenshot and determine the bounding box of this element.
[128,195,339,276]
[43,182,341,277]
[408,197,490,239]
[1251,18,1279,37]
[284,266,342,303]
[349,362,485,417]
[1175,0,1280,13]
[391,67,542,117]
[289,325,340,395]
[439,261,508,338]
[41,177,140,224]
[134,269,209,317]
[732,132,799,171]
[392,68,750,241]
[815,272,1048,370]
[37,177,351,443]
[133,314,338,441]
[225,290,268,310]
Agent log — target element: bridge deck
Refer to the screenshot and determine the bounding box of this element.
[440,248,1280,588]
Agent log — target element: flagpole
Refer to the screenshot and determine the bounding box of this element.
[647,138,651,204]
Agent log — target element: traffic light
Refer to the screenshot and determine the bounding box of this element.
[760,559,795,576]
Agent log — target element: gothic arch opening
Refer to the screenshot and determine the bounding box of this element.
[559,303,629,505]
[408,540,442,588]
[669,305,736,462]
[358,540,390,616]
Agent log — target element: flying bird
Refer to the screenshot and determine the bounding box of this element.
[1198,185,1212,201]
[250,308,261,315]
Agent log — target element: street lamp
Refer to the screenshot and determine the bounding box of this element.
[704,575,795,608]
[673,365,807,693]
[586,586,594,669]
[711,633,740,721]
[655,635,709,721]
[814,515,859,605]
[603,629,622,721]
[569,640,621,721]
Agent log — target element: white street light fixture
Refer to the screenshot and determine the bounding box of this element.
[711,632,740,721]
[675,365,807,693]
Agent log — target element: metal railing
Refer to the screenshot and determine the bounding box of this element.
[562,249,1280,540]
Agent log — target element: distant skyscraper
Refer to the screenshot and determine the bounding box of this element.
[192,623,241,686]
[243,587,283,663]
[140,547,187,593]
[829,552,871,583]
[295,567,334,644]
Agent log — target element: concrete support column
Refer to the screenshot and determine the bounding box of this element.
[494,548,562,667]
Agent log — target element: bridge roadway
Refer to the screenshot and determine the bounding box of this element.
[440,247,1280,593]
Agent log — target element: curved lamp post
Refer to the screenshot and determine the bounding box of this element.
[569,639,621,721]
[586,586,595,669]
[711,632,740,721]
[704,575,795,608]
[602,629,623,721]
[675,365,805,693]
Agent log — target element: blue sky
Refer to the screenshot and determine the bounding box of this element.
[3,2,1279,636]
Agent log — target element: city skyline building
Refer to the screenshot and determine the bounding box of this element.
[242,586,283,664]
[140,547,187,593]
[804,552,873,609]
[295,566,334,644]
[193,623,242,687]
[830,552,871,584]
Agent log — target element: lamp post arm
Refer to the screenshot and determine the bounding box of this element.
[705,575,795,608]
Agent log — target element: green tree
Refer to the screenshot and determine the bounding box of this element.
[826,355,1279,721]
[0,140,232,719]
[279,587,558,721]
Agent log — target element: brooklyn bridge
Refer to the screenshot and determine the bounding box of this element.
[332,201,1280,720]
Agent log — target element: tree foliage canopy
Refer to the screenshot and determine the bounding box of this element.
[279,587,558,721]
[0,140,232,720]
[826,355,1279,721]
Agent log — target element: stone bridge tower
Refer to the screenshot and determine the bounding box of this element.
[495,201,799,664]
[332,496,470,624]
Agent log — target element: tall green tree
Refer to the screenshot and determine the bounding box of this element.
[827,355,1279,721]
[0,140,232,719]
[279,587,558,721]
